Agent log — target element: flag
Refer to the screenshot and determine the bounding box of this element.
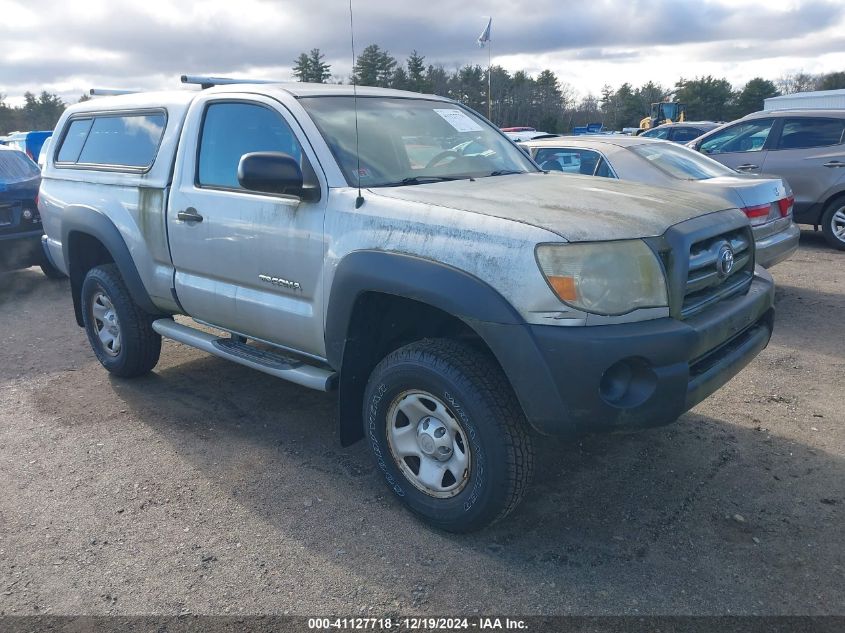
[477,17,492,48]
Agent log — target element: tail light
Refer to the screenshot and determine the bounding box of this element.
[742,194,793,226]
[741,203,772,227]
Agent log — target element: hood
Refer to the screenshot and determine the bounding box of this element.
[371,172,733,242]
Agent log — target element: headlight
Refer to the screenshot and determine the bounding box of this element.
[536,240,668,316]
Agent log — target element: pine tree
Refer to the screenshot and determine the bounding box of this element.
[354,44,397,88]
[307,48,331,83]
[391,67,409,91]
[406,51,427,93]
[292,53,312,82]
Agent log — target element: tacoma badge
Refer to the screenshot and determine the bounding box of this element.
[258,274,302,291]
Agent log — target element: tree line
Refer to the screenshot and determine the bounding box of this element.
[3,48,845,136]
[296,45,845,132]
[0,91,69,135]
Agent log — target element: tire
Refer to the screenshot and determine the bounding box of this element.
[80,264,161,377]
[363,339,534,532]
[821,197,845,251]
[39,259,65,280]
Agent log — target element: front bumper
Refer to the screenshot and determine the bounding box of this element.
[755,221,800,268]
[474,269,775,436]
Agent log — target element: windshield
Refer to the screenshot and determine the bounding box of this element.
[629,142,735,180]
[641,127,670,139]
[661,103,680,120]
[299,96,537,187]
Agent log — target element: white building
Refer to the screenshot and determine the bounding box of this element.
[764,89,845,111]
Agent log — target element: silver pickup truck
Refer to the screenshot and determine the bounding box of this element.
[39,79,775,532]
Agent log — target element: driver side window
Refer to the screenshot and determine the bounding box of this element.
[699,119,774,155]
[198,102,305,190]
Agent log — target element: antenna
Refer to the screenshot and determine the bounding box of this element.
[349,0,364,209]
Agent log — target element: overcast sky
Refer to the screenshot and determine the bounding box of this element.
[3,0,845,106]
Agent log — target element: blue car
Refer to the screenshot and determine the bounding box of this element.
[5,130,52,163]
[0,146,63,277]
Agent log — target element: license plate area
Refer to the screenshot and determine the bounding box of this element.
[0,205,13,226]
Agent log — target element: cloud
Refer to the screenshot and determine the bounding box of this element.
[2,0,844,105]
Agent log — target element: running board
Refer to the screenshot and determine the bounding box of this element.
[151,319,337,392]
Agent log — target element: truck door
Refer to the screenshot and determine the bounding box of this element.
[695,118,777,174]
[167,94,327,358]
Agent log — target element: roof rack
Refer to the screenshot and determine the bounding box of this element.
[89,89,138,96]
[180,75,282,89]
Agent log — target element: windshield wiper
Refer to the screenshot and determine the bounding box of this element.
[379,176,463,187]
[488,170,523,176]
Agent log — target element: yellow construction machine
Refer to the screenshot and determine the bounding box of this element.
[637,102,686,133]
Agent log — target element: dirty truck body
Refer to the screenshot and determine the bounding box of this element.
[39,83,774,531]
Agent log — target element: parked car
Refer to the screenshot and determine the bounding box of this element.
[39,79,774,532]
[0,146,63,277]
[502,128,558,142]
[640,121,719,144]
[521,136,800,268]
[5,130,52,163]
[687,109,845,250]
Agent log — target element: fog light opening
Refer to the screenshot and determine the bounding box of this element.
[599,358,658,408]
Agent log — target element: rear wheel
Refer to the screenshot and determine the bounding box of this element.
[363,339,533,532]
[821,198,845,251]
[81,264,161,377]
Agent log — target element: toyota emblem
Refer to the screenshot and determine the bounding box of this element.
[716,244,735,278]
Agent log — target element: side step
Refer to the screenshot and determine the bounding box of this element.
[151,319,337,392]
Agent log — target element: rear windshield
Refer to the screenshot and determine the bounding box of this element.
[0,150,40,182]
[629,142,735,180]
[56,112,166,170]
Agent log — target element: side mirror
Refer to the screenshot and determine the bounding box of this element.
[238,152,317,200]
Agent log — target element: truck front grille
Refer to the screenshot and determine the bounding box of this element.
[681,228,754,319]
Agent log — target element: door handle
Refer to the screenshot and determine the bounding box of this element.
[177,207,203,223]
[823,161,845,168]
[736,163,758,171]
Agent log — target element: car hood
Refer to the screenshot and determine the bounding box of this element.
[371,172,733,242]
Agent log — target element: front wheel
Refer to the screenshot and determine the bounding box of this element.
[363,339,534,532]
[81,264,161,377]
[821,198,845,251]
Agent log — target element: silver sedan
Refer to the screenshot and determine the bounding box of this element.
[520,135,800,268]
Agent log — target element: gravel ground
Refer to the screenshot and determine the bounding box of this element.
[0,228,842,617]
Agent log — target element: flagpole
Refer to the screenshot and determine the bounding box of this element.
[487,38,492,121]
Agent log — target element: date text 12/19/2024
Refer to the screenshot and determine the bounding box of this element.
[308,617,528,630]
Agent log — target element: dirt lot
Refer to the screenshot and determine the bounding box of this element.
[0,229,842,617]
